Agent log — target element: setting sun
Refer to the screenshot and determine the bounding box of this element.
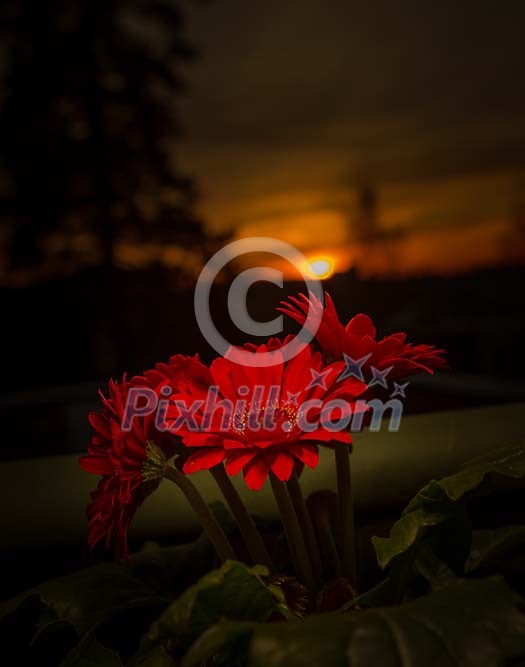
[304,256,335,279]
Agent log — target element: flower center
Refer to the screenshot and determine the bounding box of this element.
[142,441,167,480]
[230,400,299,436]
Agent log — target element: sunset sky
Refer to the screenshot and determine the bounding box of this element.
[179,0,525,277]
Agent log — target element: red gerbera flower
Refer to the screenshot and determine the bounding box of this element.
[131,354,211,398]
[279,291,447,381]
[166,342,367,491]
[79,378,172,559]
[242,334,296,352]
[85,473,160,561]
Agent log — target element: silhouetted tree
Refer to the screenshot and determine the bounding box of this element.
[0,0,204,273]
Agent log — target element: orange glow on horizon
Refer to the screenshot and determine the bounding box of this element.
[230,216,524,281]
[303,256,336,279]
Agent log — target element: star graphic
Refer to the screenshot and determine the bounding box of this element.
[338,353,372,382]
[369,365,393,388]
[306,367,331,391]
[286,390,301,404]
[391,381,409,398]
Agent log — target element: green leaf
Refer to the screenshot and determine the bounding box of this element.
[182,621,254,667]
[38,563,168,636]
[127,640,177,667]
[0,563,168,643]
[466,525,525,572]
[0,503,239,663]
[149,561,278,652]
[128,536,215,597]
[0,590,40,624]
[0,592,43,662]
[129,500,237,594]
[340,575,402,611]
[0,505,237,660]
[372,445,525,569]
[60,637,123,667]
[242,576,525,667]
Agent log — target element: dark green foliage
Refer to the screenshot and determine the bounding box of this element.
[373,445,525,569]
[1,446,525,665]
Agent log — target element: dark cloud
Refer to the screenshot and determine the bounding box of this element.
[179,0,525,235]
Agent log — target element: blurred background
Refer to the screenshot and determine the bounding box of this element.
[1,0,525,463]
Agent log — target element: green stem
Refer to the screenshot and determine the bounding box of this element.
[308,491,342,580]
[270,474,316,595]
[287,472,323,585]
[164,466,236,563]
[414,543,457,590]
[335,442,357,585]
[211,464,274,570]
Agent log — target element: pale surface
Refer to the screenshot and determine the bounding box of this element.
[2,402,523,548]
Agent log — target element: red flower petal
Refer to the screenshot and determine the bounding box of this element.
[266,450,294,481]
[225,449,258,475]
[183,448,226,473]
[79,455,114,475]
[181,433,224,447]
[299,427,352,444]
[291,443,319,469]
[345,313,376,338]
[243,456,270,491]
[88,412,111,438]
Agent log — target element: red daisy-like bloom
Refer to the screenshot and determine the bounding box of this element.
[79,378,172,559]
[131,354,211,397]
[242,334,296,352]
[279,291,447,381]
[85,474,159,561]
[165,342,367,491]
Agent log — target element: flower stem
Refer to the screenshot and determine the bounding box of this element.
[164,465,236,563]
[307,491,342,580]
[334,442,357,586]
[286,472,323,585]
[211,464,274,570]
[270,474,316,595]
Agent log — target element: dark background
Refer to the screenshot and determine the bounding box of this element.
[1,1,524,462]
[0,1,525,594]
